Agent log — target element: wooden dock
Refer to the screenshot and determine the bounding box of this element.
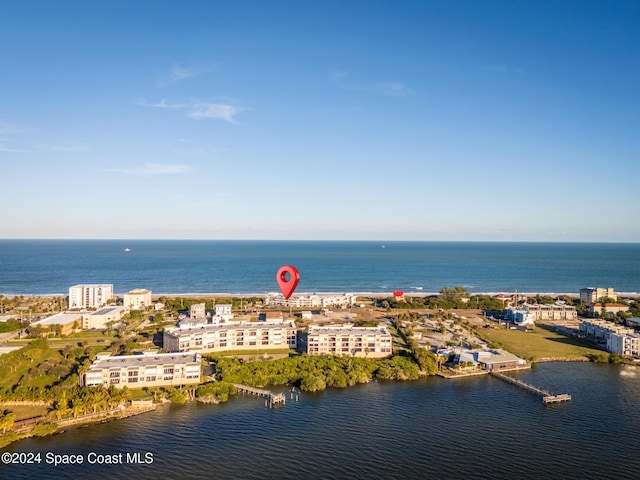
[232,384,286,406]
[490,371,571,404]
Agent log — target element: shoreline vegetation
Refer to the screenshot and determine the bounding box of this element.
[2,291,639,449]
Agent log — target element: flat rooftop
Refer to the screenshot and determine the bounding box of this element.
[308,324,390,336]
[168,320,295,336]
[89,352,200,370]
[31,313,83,325]
[90,306,128,316]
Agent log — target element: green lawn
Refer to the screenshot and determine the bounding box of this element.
[476,325,604,360]
[1,405,50,421]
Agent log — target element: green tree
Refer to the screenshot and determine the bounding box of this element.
[0,411,15,434]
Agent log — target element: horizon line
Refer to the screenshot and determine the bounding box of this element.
[0,238,639,244]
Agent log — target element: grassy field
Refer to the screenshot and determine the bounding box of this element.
[0,348,56,391]
[1,405,50,421]
[476,325,604,360]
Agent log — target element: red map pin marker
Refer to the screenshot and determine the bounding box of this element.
[276,265,300,299]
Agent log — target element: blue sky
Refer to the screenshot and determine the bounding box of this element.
[1,0,638,241]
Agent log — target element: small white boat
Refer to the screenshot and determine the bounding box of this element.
[124,248,131,252]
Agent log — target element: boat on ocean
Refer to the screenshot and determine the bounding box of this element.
[124,248,131,252]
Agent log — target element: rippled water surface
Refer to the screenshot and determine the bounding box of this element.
[4,363,640,480]
[0,240,638,294]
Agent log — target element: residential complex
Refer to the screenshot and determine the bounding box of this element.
[306,324,392,358]
[579,319,640,356]
[163,320,297,353]
[579,287,617,306]
[83,352,201,388]
[123,288,152,310]
[68,284,113,309]
[264,292,358,308]
[522,303,577,322]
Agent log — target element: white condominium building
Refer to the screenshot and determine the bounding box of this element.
[164,321,297,353]
[83,352,201,388]
[306,324,392,358]
[264,292,358,308]
[68,284,113,309]
[123,288,152,310]
[608,332,640,357]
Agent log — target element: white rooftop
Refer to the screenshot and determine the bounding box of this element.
[89,352,200,370]
[31,313,83,326]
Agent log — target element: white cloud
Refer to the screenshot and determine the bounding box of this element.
[111,163,192,176]
[170,65,199,82]
[187,103,240,122]
[158,63,214,86]
[139,99,243,123]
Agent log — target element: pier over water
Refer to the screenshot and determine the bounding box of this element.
[232,383,286,406]
[490,371,572,404]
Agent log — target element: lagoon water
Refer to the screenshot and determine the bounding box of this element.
[0,240,638,294]
[3,362,640,480]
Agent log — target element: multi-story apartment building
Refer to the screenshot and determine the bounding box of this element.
[264,292,358,308]
[163,321,297,353]
[579,287,617,306]
[123,288,152,310]
[524,304,577,322]
[608,332,640,356]
[82,352,201,388]
[190,303,206,319]
[68,284,113,309]
[306,324,392,358]
[579,319,631,343]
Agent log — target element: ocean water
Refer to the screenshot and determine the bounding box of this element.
[3,362,640,480]
[0,240,638,295]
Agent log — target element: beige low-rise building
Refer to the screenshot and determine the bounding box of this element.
[30,313,83,336]
[524,304,577,321]
[82,352,201,388]
[82,306,128,329]
[163,321,297,353]
[264,292,357,308]
[306,324,392,358]
[123,288,152,310]
[588,303,630,317]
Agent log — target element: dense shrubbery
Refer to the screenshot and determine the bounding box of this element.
[374,286,506,311]
[213,354,429,393]
[196,382,237,403]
